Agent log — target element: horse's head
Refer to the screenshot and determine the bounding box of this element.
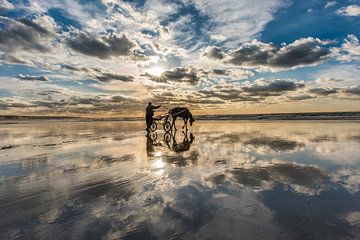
[190,117,195,126]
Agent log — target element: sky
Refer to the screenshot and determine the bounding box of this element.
[0,0,360,117]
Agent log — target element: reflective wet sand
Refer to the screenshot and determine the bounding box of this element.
[1,121,360,239]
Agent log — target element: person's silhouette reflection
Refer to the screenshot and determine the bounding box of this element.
[146,132,157,157]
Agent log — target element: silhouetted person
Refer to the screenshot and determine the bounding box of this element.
[145,102,161,132]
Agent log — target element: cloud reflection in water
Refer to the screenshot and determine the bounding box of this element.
[0,121,360,239]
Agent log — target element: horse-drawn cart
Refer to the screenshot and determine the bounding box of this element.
[149,107,194,132]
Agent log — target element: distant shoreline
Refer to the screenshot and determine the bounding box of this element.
[1,111,360,122]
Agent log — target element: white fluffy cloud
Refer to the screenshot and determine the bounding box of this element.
[336,4,360,16]
[186,0,289,47]
[334,34,360,62]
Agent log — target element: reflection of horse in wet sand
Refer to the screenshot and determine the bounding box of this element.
[165,130,195,153]
[168,107,195,130]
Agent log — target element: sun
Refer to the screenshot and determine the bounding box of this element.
[147,66,166,77]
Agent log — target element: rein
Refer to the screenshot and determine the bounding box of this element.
[171,109,187,117]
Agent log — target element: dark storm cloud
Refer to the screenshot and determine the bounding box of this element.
[66,33,135,59]
[203,46,225,59]
[242,80,305,96]
[0,17,52,52]
[18,74,49,81]
[206,38,330,69]
[343,86,360,96]
[309,88,338,96]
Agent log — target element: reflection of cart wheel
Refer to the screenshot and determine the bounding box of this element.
[164,132,172,142]
[150,122,157,132]
[164,122,172,132]
[149,132,157,141]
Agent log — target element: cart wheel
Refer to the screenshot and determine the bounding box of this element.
[164,132,172,142]
[150,122,157,132]
[163,122,172,132]
[149,132,157,141]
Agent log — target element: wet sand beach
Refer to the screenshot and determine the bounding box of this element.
[1,121,360,239]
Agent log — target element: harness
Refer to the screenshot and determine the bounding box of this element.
[171,109,187,117]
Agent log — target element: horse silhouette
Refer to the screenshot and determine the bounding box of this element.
[168,107,195,130]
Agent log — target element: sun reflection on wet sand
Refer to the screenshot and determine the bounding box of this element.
[1,121,360,239]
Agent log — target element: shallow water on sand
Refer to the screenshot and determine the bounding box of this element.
[1,121,360,239]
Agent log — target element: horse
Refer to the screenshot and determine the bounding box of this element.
[168,107,195,130]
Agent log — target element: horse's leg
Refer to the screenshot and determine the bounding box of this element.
[184,118,188,131]
[172,116,177,130]
[182,118,187,129]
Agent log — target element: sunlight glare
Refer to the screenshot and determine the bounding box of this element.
[153,159,164,168]
[148,66,166,77]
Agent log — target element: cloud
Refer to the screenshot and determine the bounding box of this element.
[61,64,101,73]
[203,46,225,60]
[18,74,49,82]
[244,137,305,151]
[211,69,227,75]
[288,94,315,101]
[0,0,14,13]
[308,88,338,96]
[204,38,331,71]
[334,34,360,62]
[288,95,315,101]
[0,17,53,53]
[197,88,262,102]
[150,90,226,107]
[144,66,207,85]
[229,163,327,190]
[60,64,134,83]
[227,38,330,70]
[325,1,337,9]
[187,0,288,47]
[25,94,145,115]
[162,66,204,85]
[194,79,305,104]
[336,5,360,16]
[0,99,32,110]
[95,73,134,83]
[314,64,360,88]
[242,80,305,96]
[66,33,135,59]
[343,86,360,96]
